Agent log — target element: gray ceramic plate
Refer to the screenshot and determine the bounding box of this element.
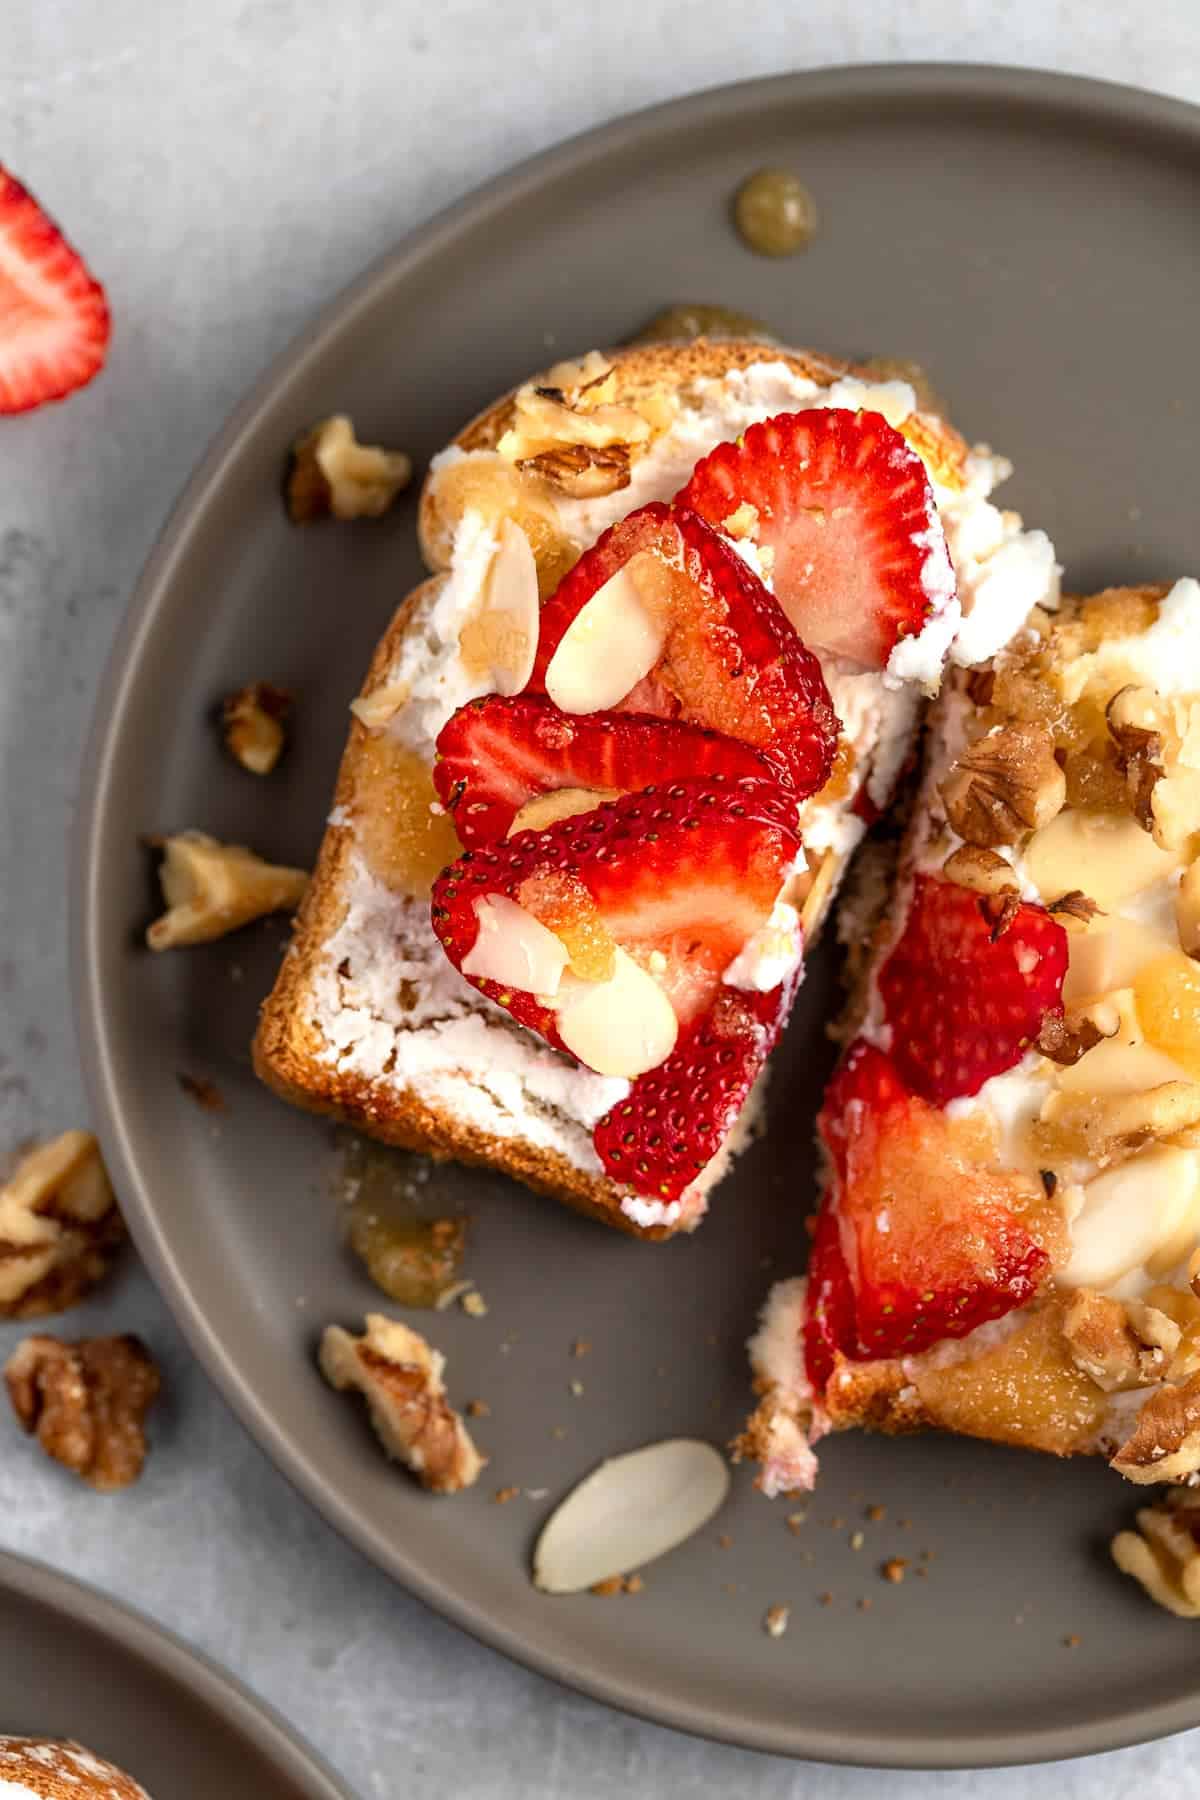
[74,66,1200,1768]
[0,1551,348,1797]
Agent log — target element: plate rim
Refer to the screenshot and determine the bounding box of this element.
[0,1549,351,1798]
[72,62,1200,1769]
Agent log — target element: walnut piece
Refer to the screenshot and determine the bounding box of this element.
[940,722,1065,847]
[517,440,633,499]
[1035,1080,1200,1166]
[1062,1290,1180,1392]
[0,1132,124,1319]
[495,352,673,498]
[4,1333,160,1491]
[319,1313,483,1495]
[1107,685,1165,833]
[1112,1487,1200,1617]
[1035,1011,1111,1067]
[941,845,1019,896]
[286,415,412,522]
[1111,1371,1200,1483]
[222,682,291,775]
[146,831,308,949]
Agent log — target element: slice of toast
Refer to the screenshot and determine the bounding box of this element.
[254,338,1059,1238]
[742,578,1200,1491]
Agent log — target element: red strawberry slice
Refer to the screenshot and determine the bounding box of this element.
[526,502,838,797]
[803,1202,858,1395]
[594,974,798,1204]
[877,873,1068,1106]
[0,168,110,413]
[677,408,956,670]
[434,693,792,846]
[432,774,798,1035]
[431,778,801,1200]
[812,1039,1050,1366]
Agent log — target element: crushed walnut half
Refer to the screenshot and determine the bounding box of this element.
[940,722,1065,848]
[146,831,308,949]
[222,682,291,775]
[1111,1371,1200,1484]
[1106,686,1165,833]
[286,415,412,522]
[1035,1080,1200,1169]
[941,844,1019,897]
[1112,1487,1200,1617]
[319,1313,484,1494]
[1062,1290,1180,1392]
[495,351,675,500]
[0,1132,125,1319]
[4,1333,160,1490]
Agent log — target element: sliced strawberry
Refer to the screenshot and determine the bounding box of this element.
[432,774,798,1033]
[431,778,801,1200]
[877,873,1068,1106]
[434,693,792,845]
[0,168,110,413]
[814,1040,1049,1364]
[677,409,956,670]
[527,502,838,797]
[594,975,798,1203]
[803,1202,857,1395]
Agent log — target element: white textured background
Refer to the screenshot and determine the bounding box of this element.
[4,5,1200,1796]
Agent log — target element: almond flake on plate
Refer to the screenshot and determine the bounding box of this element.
[532,1438,729,1594]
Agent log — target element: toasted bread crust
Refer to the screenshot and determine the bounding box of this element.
[418,337,970,571]
[255,338,971,1239]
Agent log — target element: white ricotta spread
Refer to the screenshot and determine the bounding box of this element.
[1069,577,1200,698]
[748,1275,810,1396]
[723,900,802,992]
[386,511,502,760]
[309,857,628,1171]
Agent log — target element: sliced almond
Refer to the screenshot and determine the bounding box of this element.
[350,680,412,731]
[508,786,616,836]
[1023,810,1181,912]
[456,518,540,696]
[1055,1035,1191,1097]
[554,947,677,1078]
[532,1438,730,1594]
[1062,914,1178,1006]
[544,554,668,714]
[460,894,568,996]
[1177,859,1200,959]
[1062,1147,1200,1290]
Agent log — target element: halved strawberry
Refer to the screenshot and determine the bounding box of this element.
[677,409,956,670]
[434,693,792,846]
[813,1040,1049,1366]
[526,502,838,797]
[594,975,798,1203]
[877,873,1068,1106]
[431,778,801,1200]
[0,168,110,413]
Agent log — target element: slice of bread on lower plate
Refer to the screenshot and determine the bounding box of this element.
[742,578,1200,1491]
[254,337,1059,1239]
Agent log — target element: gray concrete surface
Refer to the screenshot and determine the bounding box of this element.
[3,5,1200,1795]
